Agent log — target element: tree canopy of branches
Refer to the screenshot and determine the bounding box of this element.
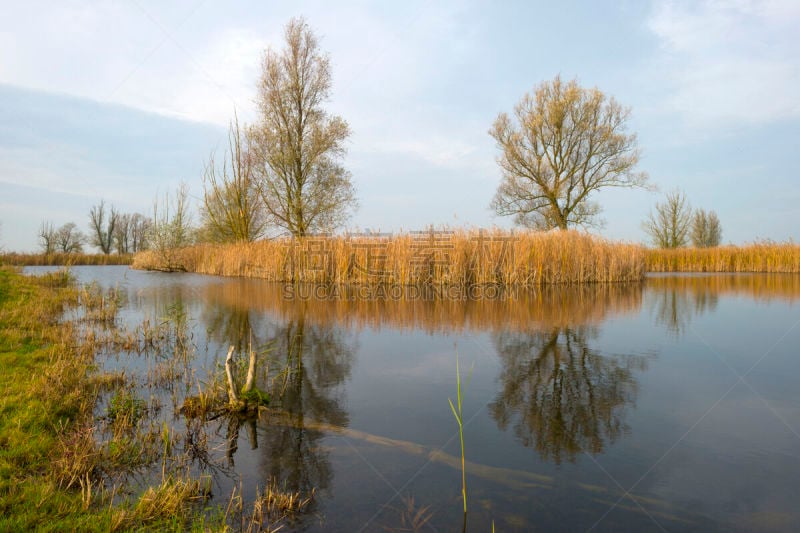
[88,200,118,254]
[643,190,692,248]
[39,221,86,253]
[148,184,194,270]
[690,208,722,248]
[200,117,266,242]
[249,17,356,236]
[490,76,648,230]
[38,221,57,254]
[114,212,151,253]
[55,222,85,253]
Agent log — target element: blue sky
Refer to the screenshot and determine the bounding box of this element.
[1,0,798,251]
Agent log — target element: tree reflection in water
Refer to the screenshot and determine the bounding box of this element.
[202,292,355,506]
[258,314,353,498]
[490,325,648,464]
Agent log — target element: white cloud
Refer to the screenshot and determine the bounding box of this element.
[647,0,800,125]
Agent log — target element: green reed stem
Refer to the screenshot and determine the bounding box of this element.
[448,354,469,515]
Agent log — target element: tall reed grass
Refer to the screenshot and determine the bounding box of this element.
[647,242,800,273]
[133,230,646,285]
[0,252,133,266]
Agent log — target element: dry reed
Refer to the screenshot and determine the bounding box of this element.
[647,242,800,273]
[0,252,133,266]
[133,229,646,285]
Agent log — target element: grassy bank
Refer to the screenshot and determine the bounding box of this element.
[646,242,800,273]
[132,230,646,285]
[0,268,215,531]
[0,267,111,530]
[0,267,322,531]
[0,252,133,266]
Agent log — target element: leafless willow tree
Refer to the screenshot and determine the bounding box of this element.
[643,190,692,248]
[88,200,118,254]
[249,17,356,236]
[490,76,648,229]
[55,222,85,253]
[38,221,57,254]
[690,209,722,248]
[200,116,266,242]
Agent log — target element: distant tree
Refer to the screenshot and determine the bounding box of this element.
[88,200,118,254]
[200,116,266,242]
[148,184,194,270]
[114,213,131,254]
[38,221,58,254]
[490,75,649,230]
[129,213,151,252]
[643,190,692,248]
[113,212,151,253]
[249,17,356,236]
[55,222,85,253]
[690,209,722,248]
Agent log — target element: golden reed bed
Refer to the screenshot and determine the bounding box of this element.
[647,242,800,273]
[0,252,133,266]
[132,230,646,286]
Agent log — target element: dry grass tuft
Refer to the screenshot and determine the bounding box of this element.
[131,475,210,523]
[242,478,315,531]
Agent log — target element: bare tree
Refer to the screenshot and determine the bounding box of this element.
[55,222,85,253]
[114,213,131,254]
[490,76,648,229]
[249,17,356,236]
[690,209,722,248]
[113,212,151,253]
[88,200,118,254]
[643,190,692,248]
[200,116,266,242]
[129,213,151,252]
[38,221,57,254]
[148,184,194,270]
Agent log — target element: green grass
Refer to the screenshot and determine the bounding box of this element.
[0,268,226,532]
[0,267,104,530]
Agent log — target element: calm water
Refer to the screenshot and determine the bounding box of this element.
[26,267,800,532]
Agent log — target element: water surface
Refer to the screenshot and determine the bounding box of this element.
[26,267,800,532]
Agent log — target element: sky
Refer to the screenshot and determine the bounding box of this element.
[1,0,798,252]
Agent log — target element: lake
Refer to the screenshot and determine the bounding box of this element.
[25,266,800,532]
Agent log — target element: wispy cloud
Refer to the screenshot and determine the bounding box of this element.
[647,0,800,126]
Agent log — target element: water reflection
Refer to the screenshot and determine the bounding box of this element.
[201,280,644,333]
[200,285,356,506]
[645,274,800,337]
[490,325,648,464]
[257,314,353,498]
